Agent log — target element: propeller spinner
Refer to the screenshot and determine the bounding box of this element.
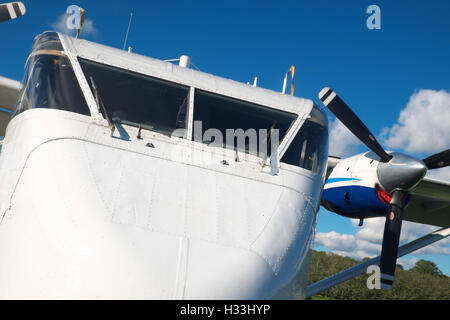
[319,87,449,289]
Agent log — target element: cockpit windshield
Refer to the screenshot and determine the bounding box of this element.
[77,58,298,157]
[193,90,297,157]
[79,58,190,137]
[13,32,90,117]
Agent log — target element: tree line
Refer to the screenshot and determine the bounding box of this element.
[294,250,450,300]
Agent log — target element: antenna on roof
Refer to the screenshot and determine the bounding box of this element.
[282,66,295,96]
[122,12,134,50]
[76,7,85,39]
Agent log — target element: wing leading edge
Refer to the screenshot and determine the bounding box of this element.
[403,177,450,228]
[0,76,20,137]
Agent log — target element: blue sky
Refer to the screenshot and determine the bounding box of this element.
[1,1,449,275]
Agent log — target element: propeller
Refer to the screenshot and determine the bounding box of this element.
[0,2,26,23]
[379,190,407,289]
[318,87,449,289]
[422,149,450,170]
[319,87,392,163]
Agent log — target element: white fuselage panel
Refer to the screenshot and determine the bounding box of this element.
[0,109,322,299]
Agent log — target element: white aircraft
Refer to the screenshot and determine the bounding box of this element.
[0,4,448,299]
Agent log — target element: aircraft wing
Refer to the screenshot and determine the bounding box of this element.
[0,76,20,136]
[403,177,450,228]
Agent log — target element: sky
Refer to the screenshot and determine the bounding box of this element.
[0,1,449,275]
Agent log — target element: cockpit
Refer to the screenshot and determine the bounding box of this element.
[14,32,90,117]
[13,32,328,177]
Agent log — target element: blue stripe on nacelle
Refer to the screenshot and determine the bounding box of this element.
[325,177,361,185]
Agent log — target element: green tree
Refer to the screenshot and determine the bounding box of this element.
[411,259,444,278]
[306,250,450,300]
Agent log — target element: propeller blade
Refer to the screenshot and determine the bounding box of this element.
[0,2,26,23]
[318,87,393,163]
[422,149,450,170]
[379,190,407,289]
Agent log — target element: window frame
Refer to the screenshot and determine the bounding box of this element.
[279,104,329,177]
[68,52,323,172]
[190,88,299,159]
[77,57,193,138]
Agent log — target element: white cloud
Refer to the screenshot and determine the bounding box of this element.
[51,12,98,38]
[314,231,356,252]
[380,89,450,155]
[81,18,98,36]
[350,217,384,243]
[328,118,362,158]
[314,217,449,265]
[379,89,449,183]
[426,167,450,182]
[398,257,419,270]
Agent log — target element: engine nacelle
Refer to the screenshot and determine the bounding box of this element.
[321,152,394,219]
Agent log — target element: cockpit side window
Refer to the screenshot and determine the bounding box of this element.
[78,58,190,137]
[281,105,329,175]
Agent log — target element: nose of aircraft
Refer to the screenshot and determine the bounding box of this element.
[377,152,428,193]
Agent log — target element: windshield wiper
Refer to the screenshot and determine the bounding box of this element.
[175,95,188,129]
[89,76,115,136]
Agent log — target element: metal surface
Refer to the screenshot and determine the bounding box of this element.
[0,109,322,298]
[377,152,427,193]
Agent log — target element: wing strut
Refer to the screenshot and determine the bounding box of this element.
[306,227,449,299]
